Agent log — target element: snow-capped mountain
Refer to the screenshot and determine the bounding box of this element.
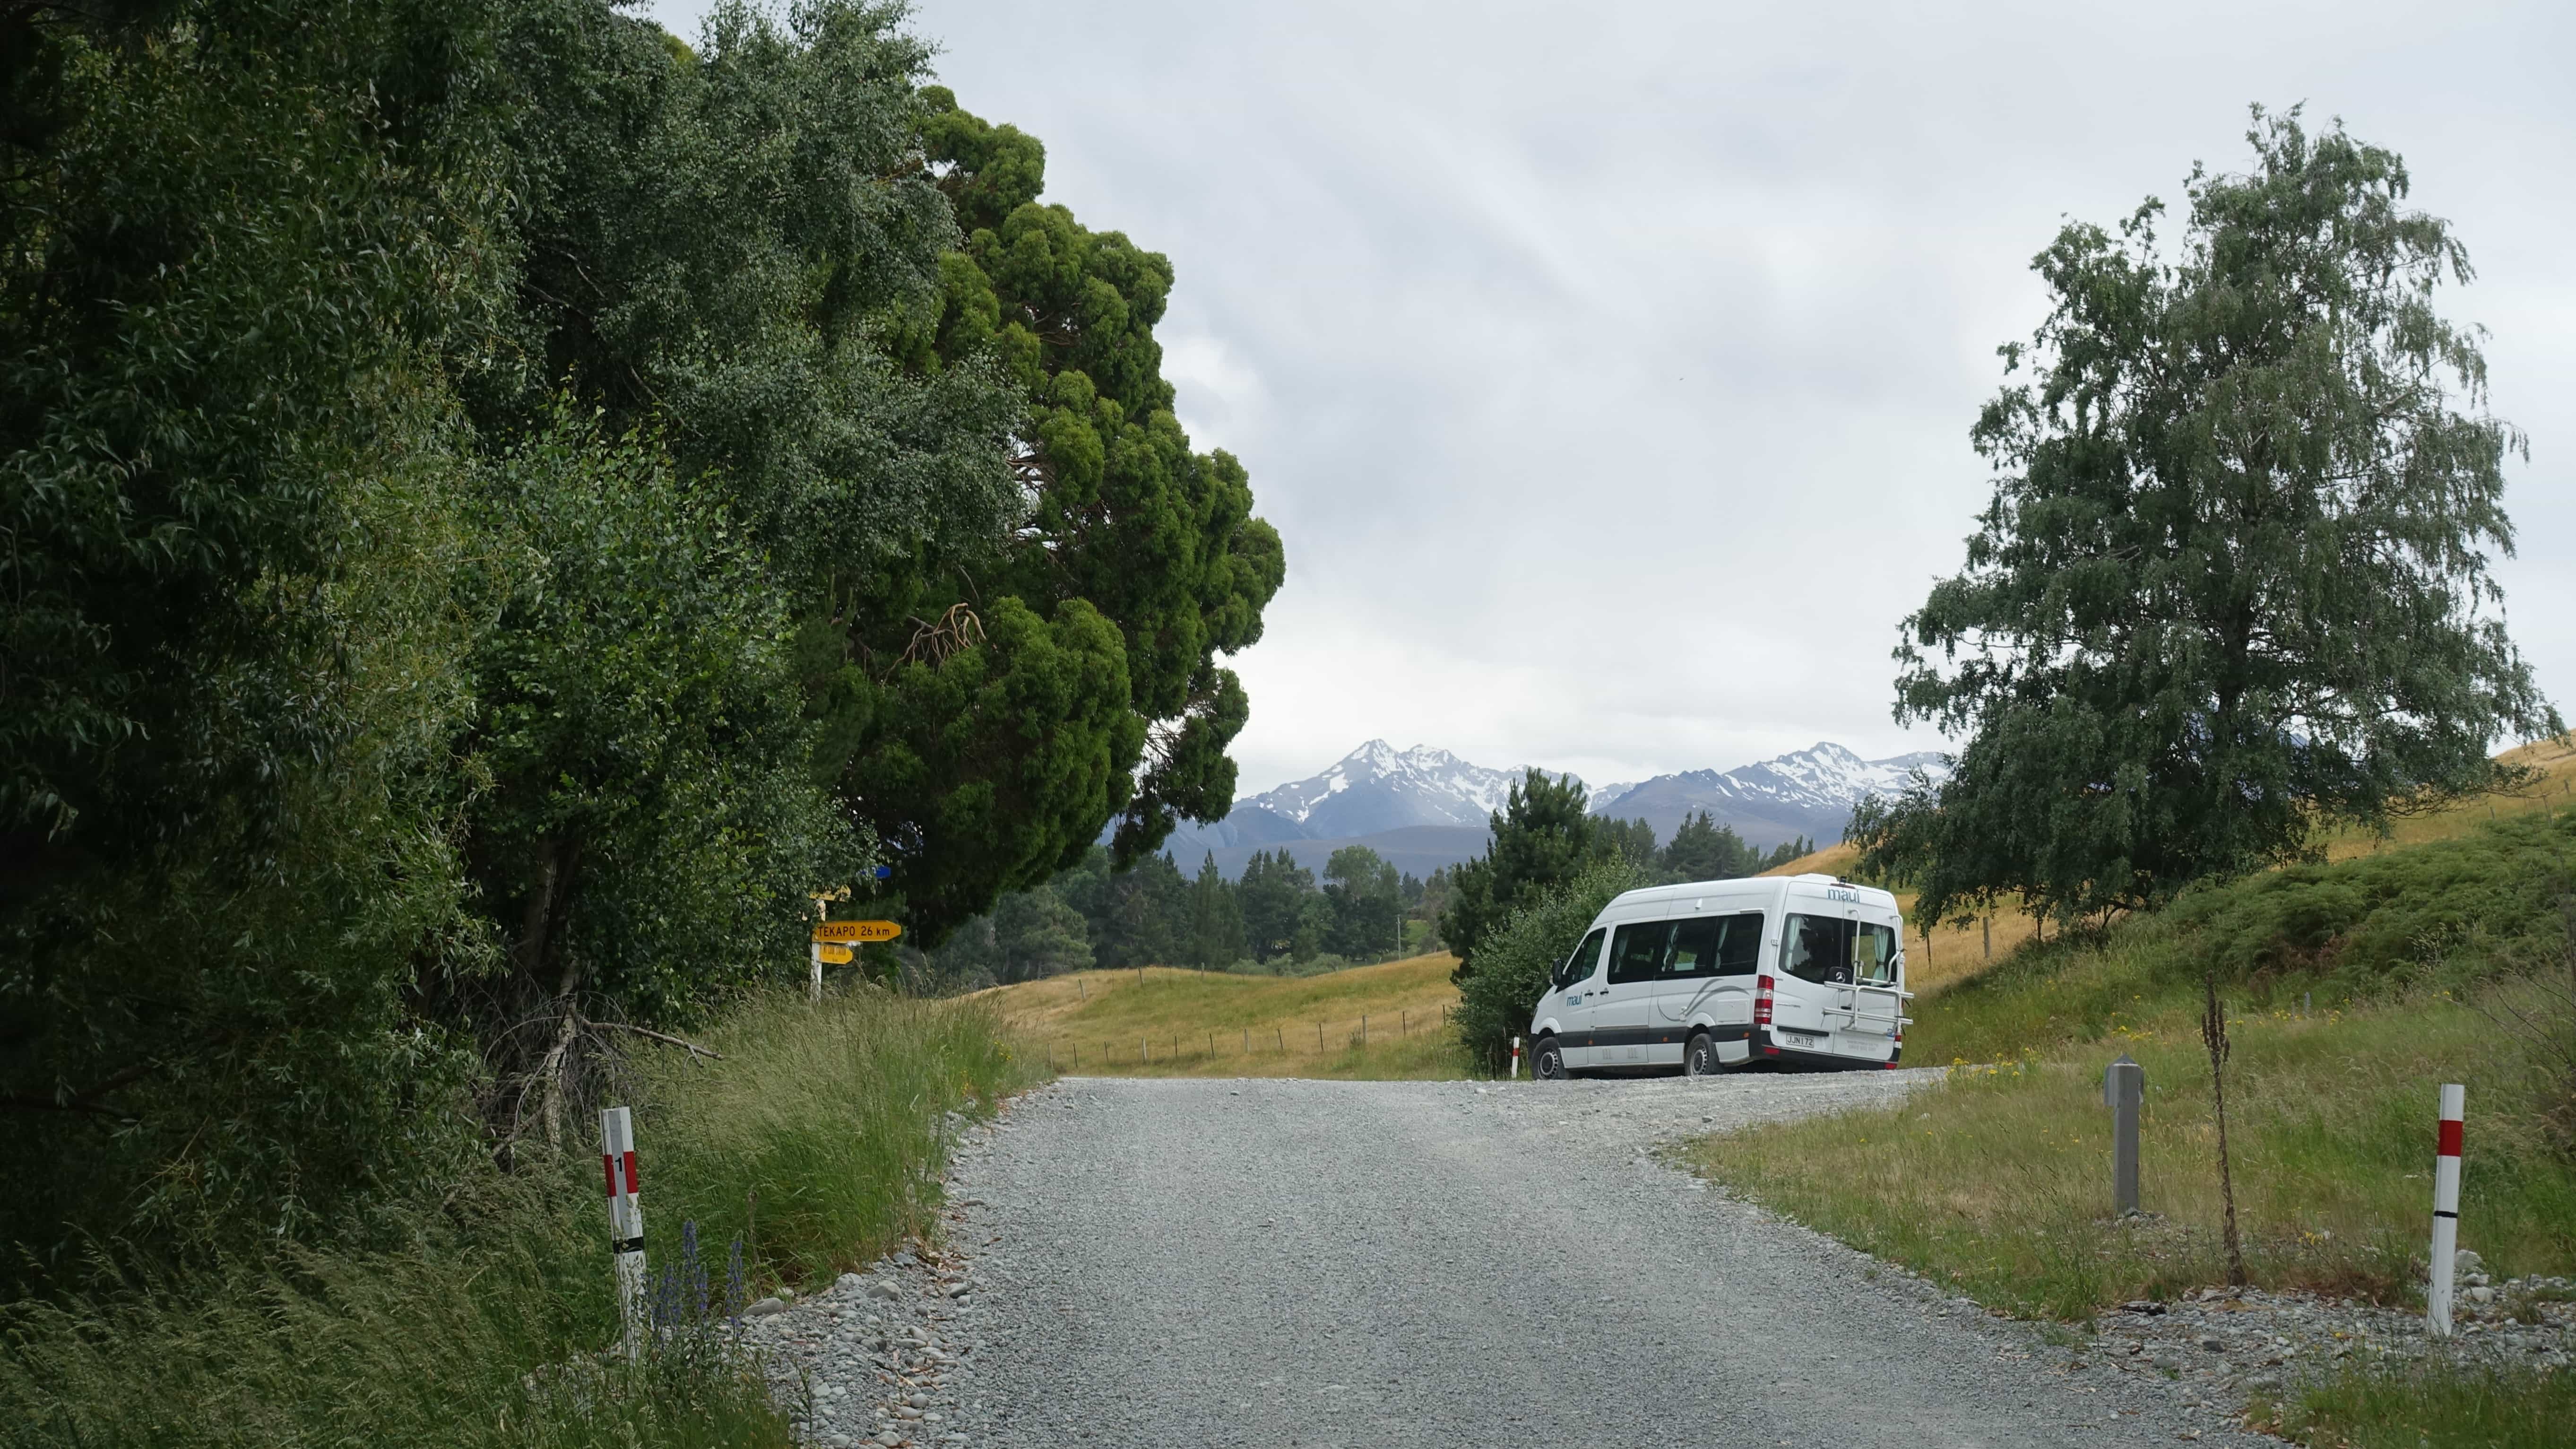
[1228,740,1556,839]
[1588,742,1951,843]
[1154,739,1949,879]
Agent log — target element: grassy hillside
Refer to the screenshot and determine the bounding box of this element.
[1761,734,2576,996]
[981,955,1472,1079]
[1689,804,2576,1351]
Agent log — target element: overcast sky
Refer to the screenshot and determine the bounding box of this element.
[640,0,2576,797]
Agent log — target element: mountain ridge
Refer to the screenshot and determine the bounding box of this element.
[1159,739,1947,879]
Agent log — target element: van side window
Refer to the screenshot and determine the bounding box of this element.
[1607,921,1671,985]
[1664,917,1721,979]
[1781,913,1854,985]
[1661,911,1767,980]
[1557,928,1606,988]
[1714,912,1765,975]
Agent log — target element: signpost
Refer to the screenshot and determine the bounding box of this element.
[807,918,898,1002]
[812,920,903,944]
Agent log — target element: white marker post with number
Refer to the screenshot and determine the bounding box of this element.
[2428,1083,2464,1337]
[601,1106,647,1358]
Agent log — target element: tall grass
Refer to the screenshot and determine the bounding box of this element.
[2,988,1035,1447]
[1,1172,790,1448]
[632,988,1037,1285]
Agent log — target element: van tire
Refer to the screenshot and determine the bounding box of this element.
[1683,1031,1720,1077]
[1532,1037,1568,1081]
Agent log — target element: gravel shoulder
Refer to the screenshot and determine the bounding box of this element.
[748,1069,2308,1448]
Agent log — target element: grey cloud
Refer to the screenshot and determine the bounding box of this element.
[646,0,2576,797]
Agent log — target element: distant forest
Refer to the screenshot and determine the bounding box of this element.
[913,809,1811,990]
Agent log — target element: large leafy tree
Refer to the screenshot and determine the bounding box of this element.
[825,89,1284,941]
[1861,109,2559,927]
[442,417,859,1136]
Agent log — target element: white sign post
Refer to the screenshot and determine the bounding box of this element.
[2428,1083,2465,1337]
[601,1106,648,1358]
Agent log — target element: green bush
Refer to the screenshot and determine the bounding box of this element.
[2168,809,2576,995]
[1452,858,1642,1073]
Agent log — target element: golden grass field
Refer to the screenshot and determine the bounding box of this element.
[978,953,1472,1079]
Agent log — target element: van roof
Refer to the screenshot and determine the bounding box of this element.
[1603,875,1899,910]
[1605,877,1772,905]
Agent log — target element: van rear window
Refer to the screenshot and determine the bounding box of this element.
[1781,913,1851,984]
[1782,914,1902,985]
[1665,912,1764,979]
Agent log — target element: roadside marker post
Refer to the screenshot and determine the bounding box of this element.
[1510,1035,1521,1079]
[601,1106,647,1358]
[2103,1055,2144,1216]
[2429,1083,2465,1337]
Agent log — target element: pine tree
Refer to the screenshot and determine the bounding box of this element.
[1189,852,1244,969]
[1440,770,1600,977]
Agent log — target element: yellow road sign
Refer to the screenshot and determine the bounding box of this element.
[816,944,854,964]
[813,920,901,944]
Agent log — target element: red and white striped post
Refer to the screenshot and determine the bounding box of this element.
[1510,1035,1522,1079]
[601,1106,648,1357]
[2427,1083,2465,1336]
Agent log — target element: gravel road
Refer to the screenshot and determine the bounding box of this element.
[738,1072,2280,1449]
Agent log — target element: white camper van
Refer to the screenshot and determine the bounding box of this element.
[1526,874,1910,1078]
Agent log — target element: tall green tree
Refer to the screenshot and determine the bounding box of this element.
[0,0,512,1269]
[1236,849,1315,963]
[1861,109,2559,927]
[444,416,857,1120]
[831,88,1283,939]
[1440,770,1602,977]
[1596,817,1658,870]
[1659,810,1761,882]
[1322,845,1400,961]
[1188,853,1245,968]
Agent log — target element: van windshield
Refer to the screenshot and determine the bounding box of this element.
[1555,928,1606,989]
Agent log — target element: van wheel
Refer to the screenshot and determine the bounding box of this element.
[1683,1032,1720,1077]
[1532,1037,1568,1081]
